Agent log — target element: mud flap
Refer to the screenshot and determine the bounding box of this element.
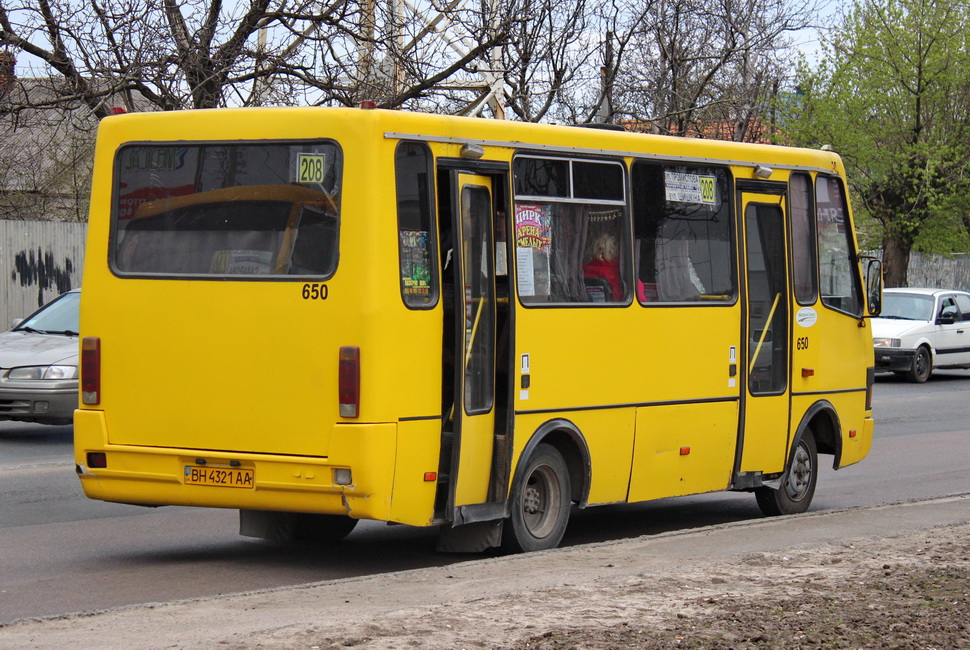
[239,509,297,541]
[436,520,503,553]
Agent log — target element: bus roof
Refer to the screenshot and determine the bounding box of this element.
[101,107,845,177]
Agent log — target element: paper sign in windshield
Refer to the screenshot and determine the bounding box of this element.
[665,171,717,205]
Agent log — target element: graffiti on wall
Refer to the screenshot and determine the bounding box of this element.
[11,248,76,308]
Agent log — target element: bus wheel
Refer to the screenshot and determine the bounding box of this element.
[503,443,571,553]
[906,346,932,383]
[293,513,359,542]
[755,430,817,516]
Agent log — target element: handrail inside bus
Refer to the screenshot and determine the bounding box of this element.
[749,293,781,375]
[464,296,485,369]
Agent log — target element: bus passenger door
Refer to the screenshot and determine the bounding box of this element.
[739,192,791,476]
[448,173,497,509]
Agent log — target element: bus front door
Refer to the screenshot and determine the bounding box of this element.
[449,174,497,510]
[739,193,792,477]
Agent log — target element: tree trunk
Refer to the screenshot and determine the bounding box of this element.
[881,236,912,288]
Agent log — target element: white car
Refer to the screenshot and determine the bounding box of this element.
[872,288,970,383]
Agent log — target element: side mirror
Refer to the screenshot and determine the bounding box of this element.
[939,312,956,325]
[862,257,883,316]
[10,318,22,329]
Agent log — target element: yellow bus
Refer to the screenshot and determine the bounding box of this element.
[75,107,881,552]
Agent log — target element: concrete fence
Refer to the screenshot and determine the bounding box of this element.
[1,220,970,329]
[903,253,970,292]
[0,220,85,327]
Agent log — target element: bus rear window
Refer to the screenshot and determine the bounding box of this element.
[112,142,341,278]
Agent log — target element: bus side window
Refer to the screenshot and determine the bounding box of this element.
[631,161,735,304]
[396,142,438,308]
[816,175,862,317]
[513,157,630,305]
[789,172,818,304]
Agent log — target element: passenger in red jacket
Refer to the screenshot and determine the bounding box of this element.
[582,232,622,301]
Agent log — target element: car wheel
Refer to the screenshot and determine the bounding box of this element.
[906,346,932,383]
[756,429,818,516]
[502,443,571,553]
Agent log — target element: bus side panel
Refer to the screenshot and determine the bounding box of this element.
[789,392,872,468]
[737,396,790,475]
[790,304,874,468]
[389,419,441,526]
[791,307,871,392]
[628,401,738,502]
[624,304,742,500]
[512,410,635,506]
[843,414,874,467]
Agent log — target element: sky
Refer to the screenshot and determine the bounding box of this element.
[793,0,845,63]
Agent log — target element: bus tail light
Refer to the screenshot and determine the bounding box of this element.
[81,337,101,405]
[87,452,107,468]
[339,346,360,418]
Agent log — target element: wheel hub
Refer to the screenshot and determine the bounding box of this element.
[524,486,541,515]
[784,445,813,501]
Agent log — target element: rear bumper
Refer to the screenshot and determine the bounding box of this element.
[874,348,916,372]
[73,409,398,522]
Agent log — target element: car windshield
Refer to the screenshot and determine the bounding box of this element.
[16,292,80,334]
[880,293,935,321]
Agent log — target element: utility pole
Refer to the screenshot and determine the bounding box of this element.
[594,31,614,124]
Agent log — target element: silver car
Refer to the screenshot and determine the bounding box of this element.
[0,289,79,424]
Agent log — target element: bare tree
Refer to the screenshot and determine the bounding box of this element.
[0,98,94,220]
[614,0,816,141]
[499,0,596,122]
[0,0,515,114]
[493,0,811,133]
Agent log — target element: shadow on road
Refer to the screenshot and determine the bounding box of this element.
[875,368,970,384]
[0,422,73,442]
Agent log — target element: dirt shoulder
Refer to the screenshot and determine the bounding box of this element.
[2,495,968,649]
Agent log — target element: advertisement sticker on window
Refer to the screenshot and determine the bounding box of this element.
[515,203,552,298]
[400,230,432,297]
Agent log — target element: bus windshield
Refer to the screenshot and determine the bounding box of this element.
[112,142,341,278]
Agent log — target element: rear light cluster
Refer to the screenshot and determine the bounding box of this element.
[86,452,107,468]
[339,346,360,418]
[81,337,101,405]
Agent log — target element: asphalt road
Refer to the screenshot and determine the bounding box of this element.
[1,370,968,624]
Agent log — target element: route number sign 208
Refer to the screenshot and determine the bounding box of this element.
[297,153,326,184]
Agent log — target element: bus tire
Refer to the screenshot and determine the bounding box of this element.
[293,513,359,542]
[755,429,817,516]
[503,443,571,553]
[905,346,932,383]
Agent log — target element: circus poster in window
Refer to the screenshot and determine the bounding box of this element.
[514,203,552,298]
